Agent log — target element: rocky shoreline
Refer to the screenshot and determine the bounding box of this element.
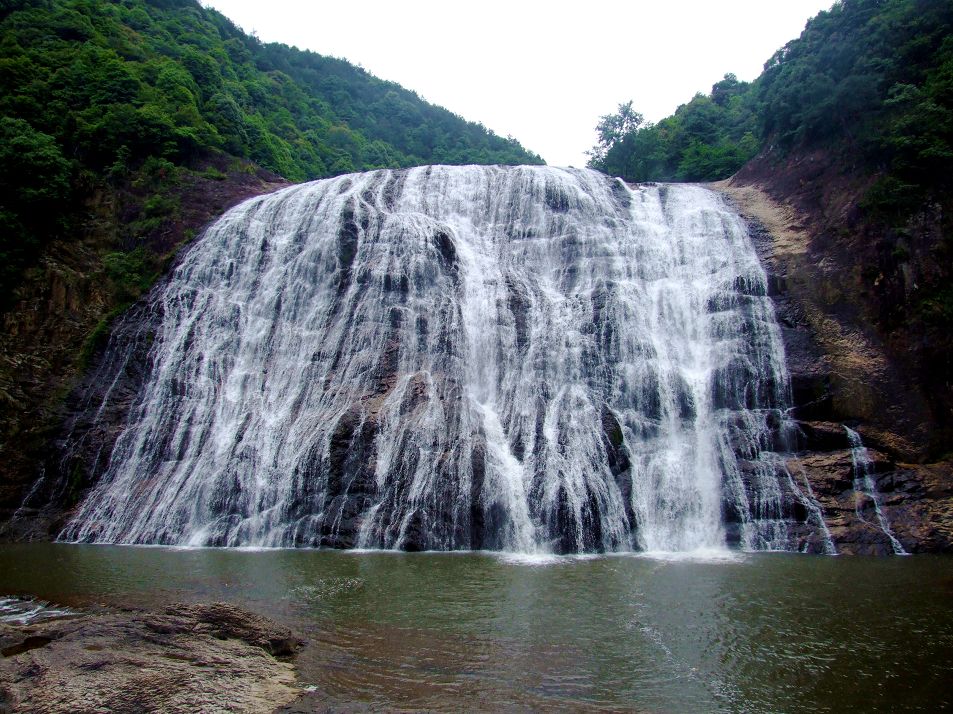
[0,599,303,713]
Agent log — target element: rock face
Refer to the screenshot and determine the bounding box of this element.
[722,152,952,457]
[0,161,287,533]
[785,439,953,554]
[0,602,301,713]
[714,179,953,554]
[0,298,162,542]
[2,164,949,554]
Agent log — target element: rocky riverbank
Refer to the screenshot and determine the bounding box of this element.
[0,599,302,713]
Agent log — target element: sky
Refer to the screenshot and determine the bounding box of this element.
[201,0,833,168]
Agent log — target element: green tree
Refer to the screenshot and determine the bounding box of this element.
[587,75,759,182]
[587,101,643,167]
[0,117,71,302]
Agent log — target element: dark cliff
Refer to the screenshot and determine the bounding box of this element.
[727,149,951,460]
[0,160,287,533]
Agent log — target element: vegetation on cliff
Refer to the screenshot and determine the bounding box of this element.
[589,0,953,205]
[756,0,953,217]
[0,0,542,307]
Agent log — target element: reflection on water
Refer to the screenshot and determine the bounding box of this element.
[0,544,950,712]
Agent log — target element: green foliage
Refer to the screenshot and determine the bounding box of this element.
[247,41,543,169]
[917,285,953,326]
[102,247,158,303]
[761,0,953,208]
[0,0,543,305]
[77,302,128,370]
[590,0,953,202]
[586,101,644,168]
[588,75,760,182]
[0,115,71,304]
[201,166,227,181]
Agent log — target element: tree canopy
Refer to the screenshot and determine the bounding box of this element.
[586,74,759,182]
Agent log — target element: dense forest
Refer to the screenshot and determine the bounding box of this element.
[588,0,953,213]
[0,0,542,307]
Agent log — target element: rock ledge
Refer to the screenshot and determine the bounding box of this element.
[0,601,302,713]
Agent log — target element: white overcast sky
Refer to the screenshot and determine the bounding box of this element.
[201,0,833,167]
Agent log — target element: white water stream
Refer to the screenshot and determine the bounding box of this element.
[845,426,906,554]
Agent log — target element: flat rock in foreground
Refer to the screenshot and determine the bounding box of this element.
[0,602,301,713]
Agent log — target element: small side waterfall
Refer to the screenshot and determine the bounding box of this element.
[59,166,806,553]
[785,459,836,554]
[845,427,906,555]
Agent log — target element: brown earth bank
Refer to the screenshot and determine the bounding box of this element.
[0,157,288,525]
[0,601,302,713]
[713,165,953,554]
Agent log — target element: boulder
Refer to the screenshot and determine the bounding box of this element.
[0,602,302,713]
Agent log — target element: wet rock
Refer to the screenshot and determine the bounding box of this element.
[399,508,427,552]
[0,634,52,658]
[715,179,940,460]
[793,420,850,452]
[0,602,301,714]
[505,277,531,353]
[468,434,489,549]
[788,450,953,555]
[162,603,300,657]
[715,181,953,552]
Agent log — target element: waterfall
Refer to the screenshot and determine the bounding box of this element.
[845,427,906,555]
[60,166,799,553]
[785,459,836,554]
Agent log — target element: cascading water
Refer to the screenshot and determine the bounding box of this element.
[845,427,906,555]
[60,165,803,553]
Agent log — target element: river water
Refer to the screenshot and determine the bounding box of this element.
[1,544,950,712]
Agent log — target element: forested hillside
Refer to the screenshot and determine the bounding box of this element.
[0,0,542,306]
[586,74,760,182]
[589,0,953,202]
